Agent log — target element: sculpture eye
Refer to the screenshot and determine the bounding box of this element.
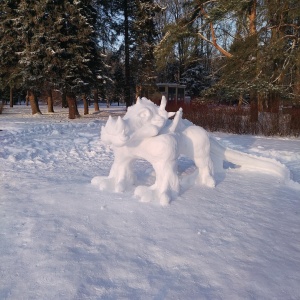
[139,109,151,119]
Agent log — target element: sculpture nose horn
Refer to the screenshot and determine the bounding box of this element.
[116,116,126,133]
[159,96,167,111]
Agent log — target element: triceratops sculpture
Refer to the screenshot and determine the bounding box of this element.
[92,96,215,206]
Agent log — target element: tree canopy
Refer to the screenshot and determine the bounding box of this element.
[0,0,299,111]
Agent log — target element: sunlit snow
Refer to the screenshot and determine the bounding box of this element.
[0,104,300,299]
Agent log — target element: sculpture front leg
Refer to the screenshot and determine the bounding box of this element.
[92,150,135,193]
[134,185,174,207]
[134,158,179,206]
[131,133,179,205]
[108,157,135,192]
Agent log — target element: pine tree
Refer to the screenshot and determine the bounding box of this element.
[132,0,161,97]
[15,0,106,117]
[207,0,300,112]
[262,0,300,109]
[0,0,23,107]
[108,0,161,106]
[93,0,117,111]
[154,0,214,92]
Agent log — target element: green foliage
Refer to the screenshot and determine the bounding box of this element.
[133,0,162,89]
[201,0,300,103]
[0,0,109,95]
[155,23,193,71]
[0,0,23,90]
[1,0,299,106]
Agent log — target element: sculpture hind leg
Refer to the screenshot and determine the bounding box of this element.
[194,153,215,188]
[180,126,215,188]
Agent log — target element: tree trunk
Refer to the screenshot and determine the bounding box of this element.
[124,0,131,108]
[250,91,258,122]
[248,0,259,121]
[267,1,288,113]
[25,91,29,106]
[136,85,142,98]
[10,87,13,107]
[93,89,99,112]
[258,93,265,112]
[268,91,280,113]
[238,94,243,107]
[47,89,54,113]
[62,91,68,108]
[28,90,41,115]
[82,94,89,115]
[66,92,80,119]
[293,18,300,103]
[248,0,256,35]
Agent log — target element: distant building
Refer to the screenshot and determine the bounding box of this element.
[138,83,190,105]
[156,83,187,103]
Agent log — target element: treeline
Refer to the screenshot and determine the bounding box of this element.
[0,0,160,117]
[155,0,300,121]
[1,0,300,122]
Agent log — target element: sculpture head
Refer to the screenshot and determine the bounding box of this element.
[101,96,175,147]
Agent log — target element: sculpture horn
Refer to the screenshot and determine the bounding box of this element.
[116,116,126,133]
[159,95,167,111]
[105,115,116,132]
[105,115,115,131]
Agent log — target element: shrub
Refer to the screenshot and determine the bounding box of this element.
[164,100,300,136]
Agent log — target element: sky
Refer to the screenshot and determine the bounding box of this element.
[1,103,300,300]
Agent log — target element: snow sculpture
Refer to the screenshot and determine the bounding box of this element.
[92,96,215,206]
[92,96,296,205]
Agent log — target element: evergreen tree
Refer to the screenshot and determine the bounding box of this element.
[204,0,300,112]
[262,0,300,108]
[159,0,300,113]
[154,0,215,96]
[181,63,213,98]
[132,0,161,97]
[105,50,125,103]
[108,0,161,106]
[0,0,23,107]
[14,0,106,117]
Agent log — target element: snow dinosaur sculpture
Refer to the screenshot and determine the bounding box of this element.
[92,96,296,205]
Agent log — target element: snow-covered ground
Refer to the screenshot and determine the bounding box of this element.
[1,104,300,300]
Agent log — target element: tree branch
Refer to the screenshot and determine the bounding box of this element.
[199,6,233,58]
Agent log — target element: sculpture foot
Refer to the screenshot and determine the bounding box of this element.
[134,185,153,203]
[91,176,126,193]
[202,176,215,188]
[134,186,171,206]
[159,193,171,206]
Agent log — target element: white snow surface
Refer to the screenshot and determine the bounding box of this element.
[1,104,300,300]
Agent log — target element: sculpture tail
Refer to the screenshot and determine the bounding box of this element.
[209,136,294,185]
